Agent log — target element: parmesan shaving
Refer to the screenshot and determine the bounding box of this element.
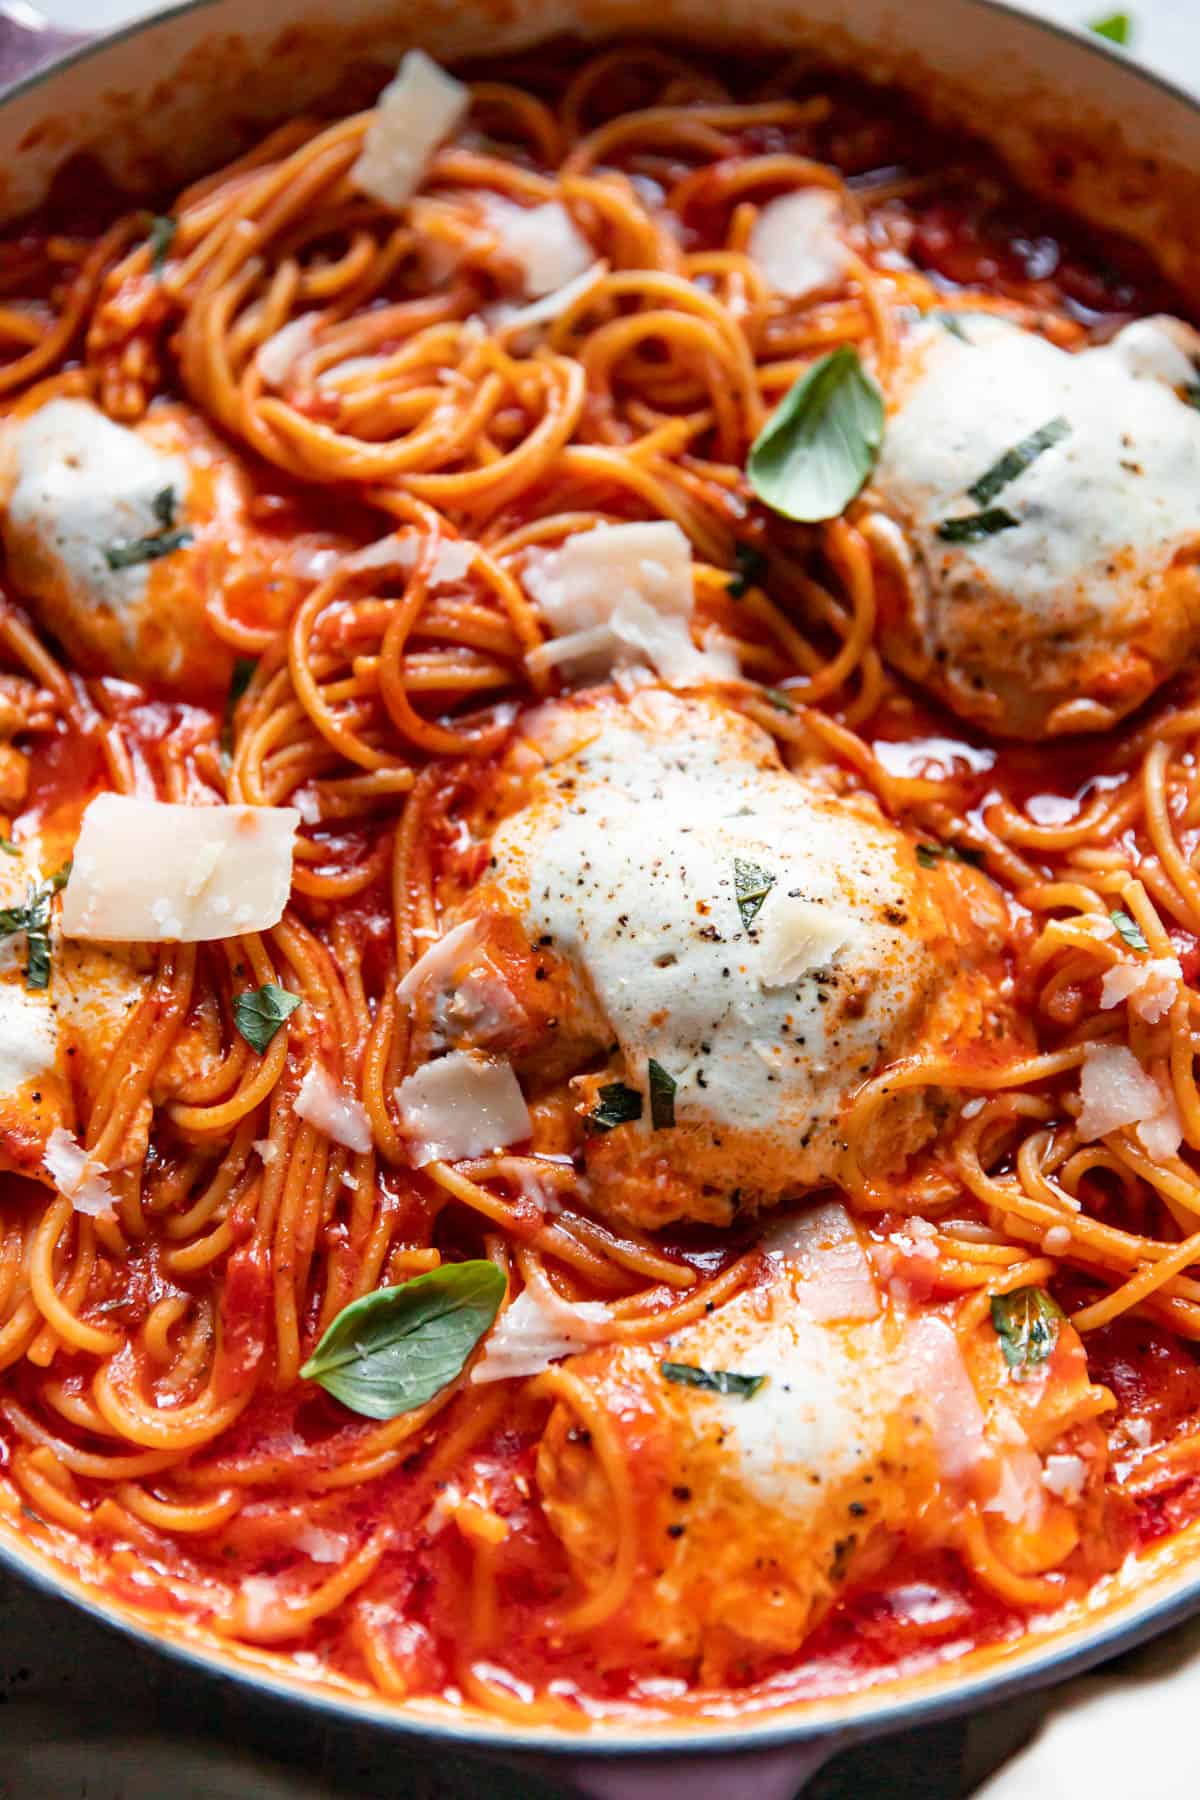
[347,532,475,586]
[470,1287,609,1384]
[350,51,468,210]
[294,1063,372,1153]
[1099,954,1182,1024]
[489,258,608,343]
[395,1051,531,1165]
[43,1126,114,1217]
[756,898,854,989]
[257,314,319,389]
[749,189,850,300]
[1077,1043,1180,1156]
[482,197,593,298]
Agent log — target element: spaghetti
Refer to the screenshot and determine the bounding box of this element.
[0,41,1198,1723]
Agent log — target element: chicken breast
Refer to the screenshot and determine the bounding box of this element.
[401,689,1010,1228]
[0,395,336,699]
[861,314,1200,738]
[535,1206,1112,1681]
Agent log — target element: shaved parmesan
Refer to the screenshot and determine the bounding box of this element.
[43,1127,114,1217]
[901,1314,988,1481]
[348,531,475,586]
[749,189,850,300]
[760,1201,879,1321]
[395,1051,531,1165]
[294,1525,345,1564]
[1099,955,1182,1023]
[398,918,484,1004]
[482,198,592,298]
[351,50,468,210]
[61,796,298,943]
[1043,1451,1087,1502]
[294,1063,372,1153]
[257,314,319,389]
[524,522,736,687]
[757,898,854,988]
[470,1286,608,1384]
[240,1575,283,1632]
[1076,1043,1180,1156]
[490,258,608,343]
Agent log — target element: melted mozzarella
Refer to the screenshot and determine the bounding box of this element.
[524,522,737,686]
[4,398,190,635]
[351,51,468,209]
[62,796,298,943]
[865,314,1200,736]
[749,189,849,300]
[485,691,992,1208]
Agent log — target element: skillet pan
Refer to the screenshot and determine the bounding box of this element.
[3,3,1200,1791]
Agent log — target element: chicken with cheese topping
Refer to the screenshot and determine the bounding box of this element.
[535,1205,1113,1680]
[861,314,1200,738]
[403,689,1012,1228]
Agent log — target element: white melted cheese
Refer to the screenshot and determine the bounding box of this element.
[0,976,56,1093]
[524,522,736,687]
[62,795,298,943]
[748,189,850,300]
[4,398,191,637]
[488,693,936,1188]
[351,50,469,210]
[872,313,1200,624]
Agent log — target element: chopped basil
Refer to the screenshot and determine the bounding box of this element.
[727,542,767,599]
[733,856,775,929]
[147,214,176,275]
[104,484,192,571]
[588,1081,643,1133]
[648,1059,677,1130]
[936,311,973,343]
[966,416,1072,507]
[221,656,257,762]
[916,841,984,870]
[300,1261,505,1420]
[661,1361,766,1399]
[1184,383,1200,412]
[747,347,884,523]
[1110,908,1149,953]
[1090,11,1131,44]
[935,507,1020,544]
[0,838,18,857]
[0,862,71,990]
[990,1285,1063,1376]
[233,982,302,1054]
[763,686,795,714]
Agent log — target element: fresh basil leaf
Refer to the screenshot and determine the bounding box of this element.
[147,214,176,275]
[588,1081,643,1133]
[300,1261,505,1420]
[936,311,973,343]
[221,656,258,762]
[648,1059,676,1130]
[733,856,775,929]
[151,485,178,530]
[935,507,1020,544]
[0,862,71,989]
[660,1361,766,1399]
[234,983,302,1054]
[1110,909,1149,953]
[991,1285,1063,1376]
[967,416,1071,507]
[1090,11,1131,44]
[764,686,795,714]
[916,841,983,870]
[747,347,884,523]
[727,542,767,599]
[1185,382,1200,412]
[0,838,18,857]
[103,526,193,571]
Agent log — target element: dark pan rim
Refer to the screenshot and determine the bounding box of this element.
[3,0,1200,1763]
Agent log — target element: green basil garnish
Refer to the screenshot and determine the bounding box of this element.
[733,856,776,929]
[764,687,795,714]
[967,416,1071,507]
[588,1081,643,1133]
[104,485,192,571]
[936,311,974,343]
[1110,909,1149,953]
[916,841,984,870]
[1090,11,1130,44]
[221,656,258,763]
[747,347,884,523]
[648,1059,677,1130]
[661,1361,766,1399]
[300,1261,505,1420]
[935,508,1020,544]
[990,1286,1063,1376]
[0,862,70,990]
[726,542,767,599]
[233,983,302,1054]
[0,838,18,857]
[147,214,176,275]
